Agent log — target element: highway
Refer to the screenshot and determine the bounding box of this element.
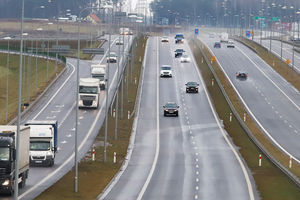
[0,34,133,199]
[253,37,300,73]
[100,36,256,200]
[201,35,300,163]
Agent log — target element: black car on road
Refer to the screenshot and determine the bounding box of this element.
[175,49,185,58]
[186,82,199,93]
[163,102,179,116]
[236,71,248,79]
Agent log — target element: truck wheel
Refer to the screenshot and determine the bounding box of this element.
[19,174,26,188]
[50,159,54,167]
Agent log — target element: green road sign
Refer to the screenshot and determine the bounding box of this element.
[272,17,280,21]
[254,16,265,20]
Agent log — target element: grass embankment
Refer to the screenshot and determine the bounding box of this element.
[189,39,300,199]
[0,52,64,124]
[0,39,103,60]
[36,36,148,200]
[238,37,300,92]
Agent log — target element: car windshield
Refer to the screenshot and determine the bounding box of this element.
[109,52,116,57]
[0,147,10,161]
[161,66,171,70]
[175,34,184,39]
[30,141,51,151]
[165,103,178,108]
[187,82,198,86]
[162,36,168,39]
[176,49,184,52]
[79,86,98,94]
[92,74,105,81]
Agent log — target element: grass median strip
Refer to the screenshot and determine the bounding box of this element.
[189,39,300,199]
[35,36,148,200]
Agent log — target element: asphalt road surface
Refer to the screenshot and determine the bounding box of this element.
[0,34,134,200]
[253,37,300,73]
[100,36,256,200]
[201,35,300,163]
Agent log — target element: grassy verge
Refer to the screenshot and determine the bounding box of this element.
[0,39,103,60]
[189,39,300,199]
[0,52,64,124]
[35,36,148,200]
[237,37,300,92]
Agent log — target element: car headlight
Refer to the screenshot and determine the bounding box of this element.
[2,180,9,186]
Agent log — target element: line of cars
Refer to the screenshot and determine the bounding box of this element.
[160,34,199,117]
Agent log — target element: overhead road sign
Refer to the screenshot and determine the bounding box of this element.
[50,45,70,53]
[82,48,104,54]
[254,16,265,20]
[194,28,199,35]
[272,17,280,22]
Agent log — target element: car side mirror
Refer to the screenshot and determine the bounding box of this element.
[177,106,180,108]
[163,106,165,108]
[185,84,187,86]
[197,84,199,86]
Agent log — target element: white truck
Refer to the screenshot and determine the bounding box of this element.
[0,126,30,194]
[220,32,229,43]
[25,120,58,167]
[78,78,100,109]
[91,64,106,90]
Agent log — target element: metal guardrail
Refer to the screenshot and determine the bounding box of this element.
[193,38,300,189]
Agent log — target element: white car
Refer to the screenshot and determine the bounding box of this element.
[107,52,117,63]
[161,36,169,43]
[160,65,172,77]
[180,54,190,63]
[116,39,124,45]
[227,40,235,48]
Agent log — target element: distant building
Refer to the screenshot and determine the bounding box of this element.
[86,13,101,24]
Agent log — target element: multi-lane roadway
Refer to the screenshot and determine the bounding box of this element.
[100,36,257,200]
[201,35,300,164]
[0,34,133,199]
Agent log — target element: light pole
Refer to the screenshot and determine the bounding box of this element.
[15,0,25,198]
[4,37,11,123]
[104,4,113,162]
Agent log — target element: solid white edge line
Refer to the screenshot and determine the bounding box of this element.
[235,45,300,110]
[192,39,255,200]
[136,37,160,200]
[97,37,148,199]
[19,36,122,199]
[204,39,300,164]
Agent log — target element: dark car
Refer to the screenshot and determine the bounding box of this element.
[163,102,179,116]
[185,82,199,93]
[175,33,184,44]
[175,49,185,58]
[214,42,221,48]
[236,71,248,79]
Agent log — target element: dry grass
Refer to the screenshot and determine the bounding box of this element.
[0,52,64,124]
[189,39,300,199]
[36,36,148,200]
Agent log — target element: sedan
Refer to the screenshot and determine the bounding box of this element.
[185,82,199,93]
[236,71,248,79]
[180,54,191,63]
[214,42,221,48]
[163,102,179,116]
[161,36,169,43]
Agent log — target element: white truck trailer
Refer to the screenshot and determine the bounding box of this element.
[91,64,106,90]
[78,78,100,109]
[220,32,229,43]
[0,126,30,194]
[25,120,58,167]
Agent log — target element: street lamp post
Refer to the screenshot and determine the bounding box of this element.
[15,0,25,198]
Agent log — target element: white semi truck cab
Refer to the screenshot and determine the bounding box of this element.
[79,78,100,109]
[91,64,106,90]
[25,120,58,167]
